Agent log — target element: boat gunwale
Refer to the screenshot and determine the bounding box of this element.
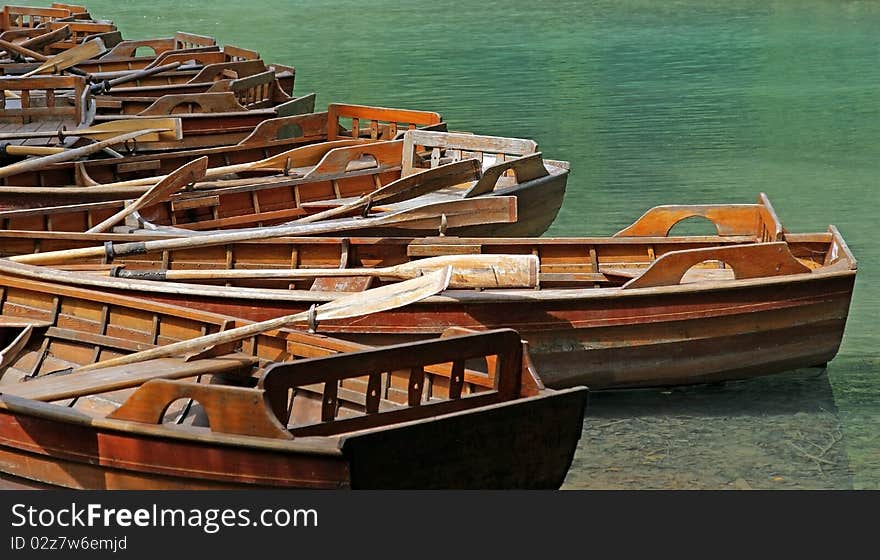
[0,246,854,304]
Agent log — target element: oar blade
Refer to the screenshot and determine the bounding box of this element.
[141,156,209,206]
[393,254,539,289]
[375,158,482,206]
[84,156,209,234]
[295,158,483,225]
[314,266,452,322]
[22,38,105,76]
[75,117,183,142]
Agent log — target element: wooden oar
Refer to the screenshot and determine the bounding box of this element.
[0,128,167,179]
[10,196,517,265]
[20,38,106,77]
[0,117,182,143]
[113,254,539,289]
[85,157,209,234]
[295,159,481,224]
[88,61,183,94]
[68,266,453,373]
[0,39,48,62]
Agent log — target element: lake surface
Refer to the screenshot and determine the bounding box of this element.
[23,0,879,488]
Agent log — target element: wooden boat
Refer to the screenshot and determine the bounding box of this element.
[0,5,115,52]
[0,194,857,390]
[91,58,295,102]
[0,103,445,187]
[1,4,89,32]
[92,69,296,116]
[2,34,293,95]
[0,130,566,237]
[0,24,294,95]
[0,74,314,153]
[0,267,587,489]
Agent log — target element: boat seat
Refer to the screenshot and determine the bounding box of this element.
[1,354,258,402]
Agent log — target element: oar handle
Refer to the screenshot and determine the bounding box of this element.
[0,39,48,62]
[0,144,65,157]
[11,245,107,265]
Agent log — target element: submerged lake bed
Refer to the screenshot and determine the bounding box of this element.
[15,0,879,488]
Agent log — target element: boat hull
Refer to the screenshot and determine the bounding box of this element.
[0,388,586,489]
[141,272,855,390]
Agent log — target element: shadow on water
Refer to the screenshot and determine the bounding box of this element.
[563,368,855,489]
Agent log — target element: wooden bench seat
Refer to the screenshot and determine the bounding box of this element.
[2,354,258,401]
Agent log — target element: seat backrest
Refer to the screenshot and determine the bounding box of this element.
[326,103,442,141]
[401,130,537,176]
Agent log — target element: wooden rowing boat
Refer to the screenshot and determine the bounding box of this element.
[0,103,444,183]
[0,194,857,390]
[0,267,587,488]
[0,130,566,237]
[91,58,295,102]
[0,24,295,93]
[0,103,443,185]
[0,75,313,152]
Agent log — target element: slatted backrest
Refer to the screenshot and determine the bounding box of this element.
[401,130,538,177]
[0,75,87,124]
[1,6,70,30]
[260,329,524,437]
[326,103,442,142]
[173,31,215,50]
[221,44,260,62]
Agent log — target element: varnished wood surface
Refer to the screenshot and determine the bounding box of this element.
[0,209,851,390]
[0,264,586,488]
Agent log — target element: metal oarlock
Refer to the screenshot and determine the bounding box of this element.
[307,304,318,333]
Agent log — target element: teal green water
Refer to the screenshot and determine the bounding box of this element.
[23,0,880,488]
